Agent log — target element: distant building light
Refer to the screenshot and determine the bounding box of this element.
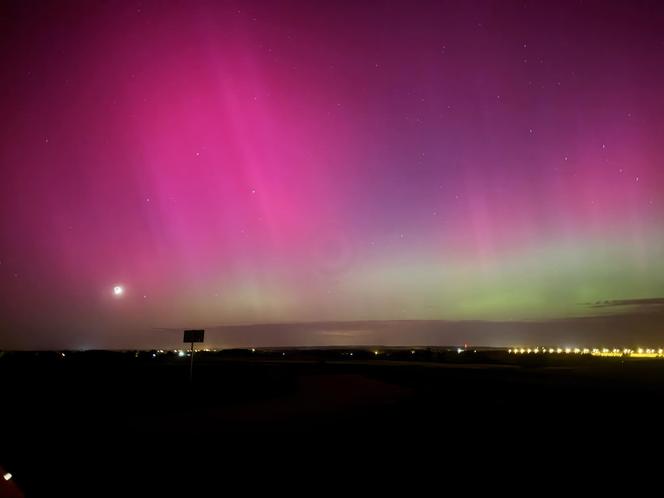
[251,348,256,352]
[3,473,11,481]
[457,348,464,354]
[178,351,185,357]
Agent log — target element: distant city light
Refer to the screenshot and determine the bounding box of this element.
[178,350,185,357]
[3,473,11,481]
[509,345,664,359]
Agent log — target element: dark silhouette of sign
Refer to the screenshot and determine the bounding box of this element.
[183,329,204,343]
[183,329,204,381]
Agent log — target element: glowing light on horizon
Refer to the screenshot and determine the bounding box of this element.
[510,345,664,359]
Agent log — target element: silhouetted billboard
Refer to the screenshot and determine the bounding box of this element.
[183,330,204,343]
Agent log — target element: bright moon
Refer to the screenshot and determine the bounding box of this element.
[113,285,124,296]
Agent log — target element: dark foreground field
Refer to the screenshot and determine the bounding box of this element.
[2,348,663,495]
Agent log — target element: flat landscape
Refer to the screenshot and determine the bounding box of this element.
[2,348,664,494]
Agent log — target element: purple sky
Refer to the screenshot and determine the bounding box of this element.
[2,1,664,349]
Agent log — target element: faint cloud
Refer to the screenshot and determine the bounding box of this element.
[586,297,664,309]
[317,329,372,337]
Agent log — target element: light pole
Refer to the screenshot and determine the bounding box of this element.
[183,329,205,382]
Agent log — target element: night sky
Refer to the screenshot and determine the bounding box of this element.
[2,1,664,349]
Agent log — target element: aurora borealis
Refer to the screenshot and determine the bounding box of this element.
[2,1,664,349]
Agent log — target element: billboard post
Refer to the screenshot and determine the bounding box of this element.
[183,329,205,382]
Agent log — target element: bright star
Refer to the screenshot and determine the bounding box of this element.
[113,285,124,296]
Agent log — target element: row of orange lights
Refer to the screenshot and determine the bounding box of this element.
[508,347,664,357]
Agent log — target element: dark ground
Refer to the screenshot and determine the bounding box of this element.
[1,348,662,495]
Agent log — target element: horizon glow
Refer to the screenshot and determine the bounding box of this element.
[1,1,664,348]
